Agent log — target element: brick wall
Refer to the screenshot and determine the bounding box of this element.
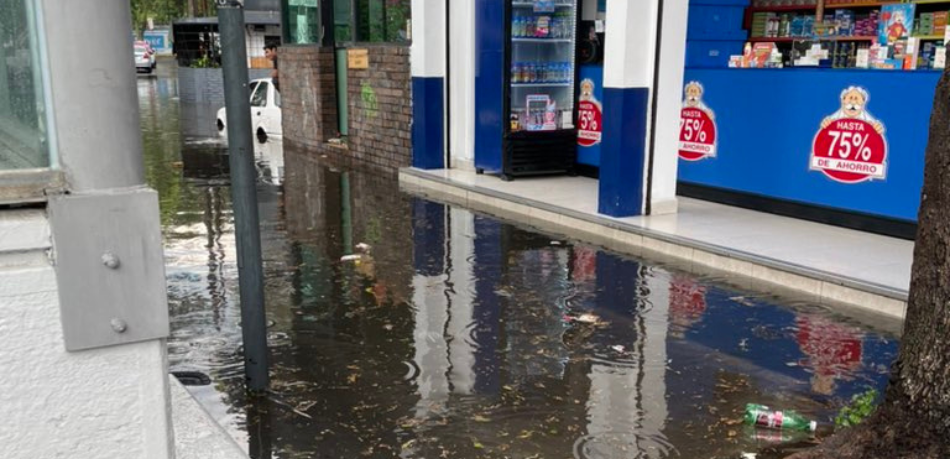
[281,44,412,173]
[346,45,412,171]
[279,46,338,150]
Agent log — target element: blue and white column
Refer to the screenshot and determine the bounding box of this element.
[410,0,447,169]
[598,0,688,216]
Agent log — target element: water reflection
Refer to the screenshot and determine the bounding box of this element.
[140,70,901,459]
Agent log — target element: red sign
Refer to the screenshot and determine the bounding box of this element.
[810,86,888,184]
[678,107,717,161]
[578,78,602,148]
[811,119,887,184]
[578,100,602,147]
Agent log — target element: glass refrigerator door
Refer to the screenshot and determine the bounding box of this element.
[508,0,577,133]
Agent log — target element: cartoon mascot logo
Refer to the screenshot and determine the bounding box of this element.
[810,86,888,184]
[577,78,603,148]
[678,81,718,161]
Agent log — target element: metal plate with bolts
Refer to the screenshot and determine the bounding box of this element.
[49,189,170,351]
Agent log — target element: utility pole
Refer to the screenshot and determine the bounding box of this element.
[216,0,270,392]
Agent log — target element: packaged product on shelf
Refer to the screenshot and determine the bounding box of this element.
[935,46,947,69]
[536,15,551,38]
[835,10,855,37]
[934,12,948,36]
[879,4,915,46]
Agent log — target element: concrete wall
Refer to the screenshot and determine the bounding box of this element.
[0,211,173,459]
[178,67,272,105]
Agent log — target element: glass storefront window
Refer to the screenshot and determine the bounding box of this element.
[355,0,410,43]
[284,0,321,44]
[0,0,49,170]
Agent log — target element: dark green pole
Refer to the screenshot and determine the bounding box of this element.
[217,0,269,392]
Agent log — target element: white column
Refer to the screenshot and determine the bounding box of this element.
[448,0,477,169]
[410,0,447,168]
[601,0,687,216]
[651,0,689,214]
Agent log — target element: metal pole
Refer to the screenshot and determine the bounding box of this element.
[217,1,270,392]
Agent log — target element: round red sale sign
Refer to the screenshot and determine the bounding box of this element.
[678,108,717,161]
[810,119,887,184]
[577,99,602,147]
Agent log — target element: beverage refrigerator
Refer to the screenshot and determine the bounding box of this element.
[476,0,580,181]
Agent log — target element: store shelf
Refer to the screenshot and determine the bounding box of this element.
[914,35,946,40]
[748,35,877,42]
[511,82,573,87]
[511,2,573,7]
[750,0,950,13]
[512,38,574,43]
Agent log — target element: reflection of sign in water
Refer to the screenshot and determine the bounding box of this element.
[577,78,603,147]
[810,86,888,184]
[796,314,863,395]
[678,81,717,161]
[669,275,707,335]
[571,246,597,283]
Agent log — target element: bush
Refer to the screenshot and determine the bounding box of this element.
[835,388,880,428]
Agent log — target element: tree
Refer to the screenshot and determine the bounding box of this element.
[787,65,950,459]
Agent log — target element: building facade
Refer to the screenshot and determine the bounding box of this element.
[0,1,176,457]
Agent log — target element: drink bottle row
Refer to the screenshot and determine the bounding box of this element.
[511,62,573,84]
[512,14,573,39]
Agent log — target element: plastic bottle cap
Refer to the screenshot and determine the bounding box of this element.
[809,421,817,431]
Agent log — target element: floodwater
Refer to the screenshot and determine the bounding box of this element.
[139,66,901,459]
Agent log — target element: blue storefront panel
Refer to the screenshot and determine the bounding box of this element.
[678,68,939,223]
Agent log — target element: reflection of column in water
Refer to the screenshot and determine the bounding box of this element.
[583,257,670,458]
[411,201,450,418]
[446,208,477,394]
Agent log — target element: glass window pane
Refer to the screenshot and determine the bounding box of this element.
[0,0,49,170]
[251,82,269,107]
[285,0,320,44]
[385,0,410,42]
[334,0,353,42]
[355,0,409,43]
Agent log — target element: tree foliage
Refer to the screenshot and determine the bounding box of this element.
[130,0,217,34]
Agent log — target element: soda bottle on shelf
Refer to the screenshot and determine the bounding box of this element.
[526,16,536,38]
[513,16,522,38]
[744,404,817,432]
[512,63,521,83]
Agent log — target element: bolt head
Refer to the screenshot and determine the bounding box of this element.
[102,253,121,269]
[111,318,128,334]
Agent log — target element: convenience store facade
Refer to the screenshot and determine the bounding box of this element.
[414,0,939,238]
[281,0,938,239]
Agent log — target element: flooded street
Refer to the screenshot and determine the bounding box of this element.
[139,67,901,459]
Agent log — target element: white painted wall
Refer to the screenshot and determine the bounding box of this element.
[448,0,476,169]
[0,211,174,459]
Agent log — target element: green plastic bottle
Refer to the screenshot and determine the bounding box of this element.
[744,403,817,432]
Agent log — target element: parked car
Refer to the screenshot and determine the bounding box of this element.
[133,43,156,73]
[216,78,282,143]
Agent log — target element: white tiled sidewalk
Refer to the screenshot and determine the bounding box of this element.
[399,168,913,319]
